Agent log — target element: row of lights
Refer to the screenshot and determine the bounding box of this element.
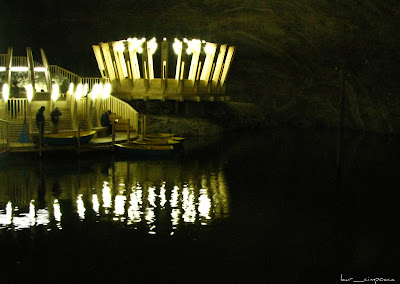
[113,37,216,56]
[1,82,111,102]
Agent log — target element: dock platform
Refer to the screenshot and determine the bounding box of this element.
[9,132,138,154]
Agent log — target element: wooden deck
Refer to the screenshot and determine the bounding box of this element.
[9,132,138,154]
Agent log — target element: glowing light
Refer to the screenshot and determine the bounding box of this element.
[51,83,59,101]
[91,83,102,100]
[204,43,216,55]
[53,199,62,229]
[173,38,182,55]
[102,181,112,214]
[137,47,143,54]
[102,83,111,99]
[68,83,74,94]
[10,67,29,72]
[3,202,12,225]
[128,37,144,52]
[148,186,157,207]
[186,48,192,55]
[75,83,83,100]
[92,194,100,215]
[160,182,167,208]
[83,83,88,97]
[2,83,9,102]
[77,194,86,220]
[114,41,125,53]
[187,39,201,54]
[127,187,142,224]
[198,188,211,221]
[25,84,33,101]
[36,208,50,226]
[182,185,196,223]
[29,201,36,226]
[145,207,155,226]
[0,67,5,71]
[170,186,180,229]
[148,37,158,55]
[163,37,167,41]
[114,195,126,217]
[33,67,47,72]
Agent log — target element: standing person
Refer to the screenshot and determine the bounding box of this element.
[51,107,62,134]
[36,106,46,144]
[101,110,112,135]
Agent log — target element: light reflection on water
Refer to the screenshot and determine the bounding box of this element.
[0,159,229,234]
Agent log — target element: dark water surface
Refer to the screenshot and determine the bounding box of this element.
[0,128,399,283]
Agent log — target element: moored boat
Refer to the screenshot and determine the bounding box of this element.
[43,130,96,145]
[115,143,175,157]
[0,149,8,160]
[140,133,185,149]
[145,133,176,138]
[133,138,181,146]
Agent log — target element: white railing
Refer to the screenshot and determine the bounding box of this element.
[0,54,6,66]
[80,77,104,93]
[0,55,43,68]
[102,96,139,131]
[12,57,27,67]
[0,119,10,152]
[49,65,81,85]
[49,65,109,93]
[7,98,28,120]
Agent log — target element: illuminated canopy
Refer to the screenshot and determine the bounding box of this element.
[92,37,235,99]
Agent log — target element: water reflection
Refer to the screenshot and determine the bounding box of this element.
[0,158,229,234]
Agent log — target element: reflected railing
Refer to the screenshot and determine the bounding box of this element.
[0,160,229,233]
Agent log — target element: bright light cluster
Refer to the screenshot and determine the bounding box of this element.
[25,84,33,101]
[51,83,59,101]
[111,37,217,57]
[2,83,9,102]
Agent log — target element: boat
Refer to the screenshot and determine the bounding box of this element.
[145,133,177,138]
[141,133,185,148]
[115,143,175,157]
[43,130,96,145]
[144,136,185,142]
[133,138,181,146]
[0,149,8,160]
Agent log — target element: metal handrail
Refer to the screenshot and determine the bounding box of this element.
[101,96,139,132]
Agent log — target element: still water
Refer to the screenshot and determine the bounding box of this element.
[0,128,399,283]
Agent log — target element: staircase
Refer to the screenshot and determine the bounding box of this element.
[9,120,27,143]
[55,102,73,131]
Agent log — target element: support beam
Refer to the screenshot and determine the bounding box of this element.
[142,41,149,93]
[92,45,107,78]
[5,47,13,87]
[200,42,217,82]
[161,39,168,94]
[112,40,128,82]
[100,42,116,82]
[187,39,201,81]
[147,38,156,80]
[211,44,227,89]
[26,47,36,91]
[40,48,52,92]
[108,42,121,82]
[220,46,235,90]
